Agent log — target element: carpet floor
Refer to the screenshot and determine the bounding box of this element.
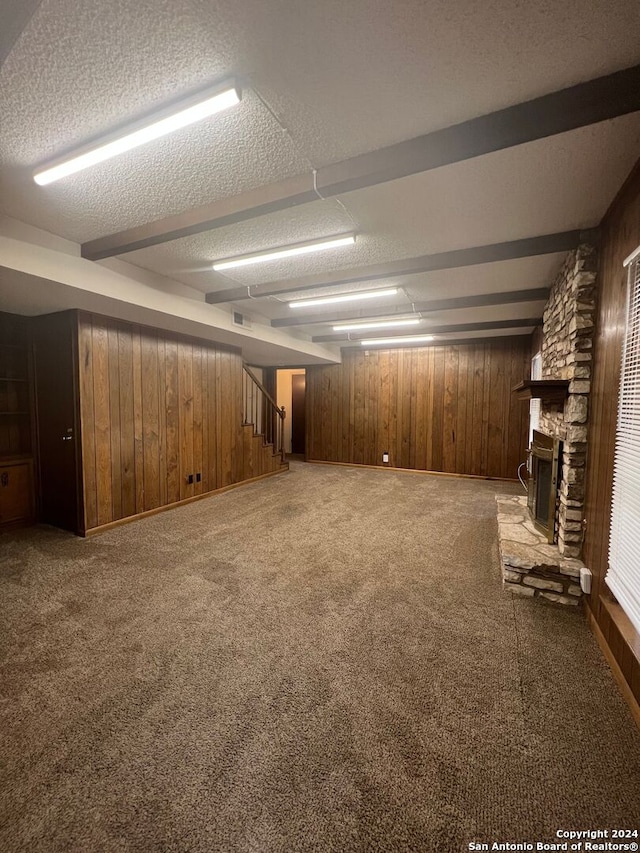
[1,461,639,853]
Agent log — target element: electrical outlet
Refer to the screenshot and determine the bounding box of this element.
[187,474,194,485]
[382,452,389,463]
[579,566,592,594]
[196,472,201,482]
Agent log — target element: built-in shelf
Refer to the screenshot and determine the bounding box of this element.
[512,379,570,404]
[0,314,33,517]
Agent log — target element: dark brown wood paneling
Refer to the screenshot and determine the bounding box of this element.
[0,313,36,529]
[107,324,122,521]
[306,338,530,480]
[164,337,179,505]
[0,313,33,463]
[132,327,145,515]
[0,458,35,527]
[118,325,135,519]
[69,313,286,533]
[583,159,640,705]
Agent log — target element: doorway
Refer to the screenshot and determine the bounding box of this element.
[276,369,306,457]
[31,313,81,533]
[291,373,306,454]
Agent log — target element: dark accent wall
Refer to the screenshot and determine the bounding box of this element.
[0,312,33,459]
[32,310,286,535]
[583,161,640,703]
[306,338,530,480]
[77,312,286,533]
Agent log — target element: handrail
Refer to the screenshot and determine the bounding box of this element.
[242,365,286,461]
[243,365,285,418]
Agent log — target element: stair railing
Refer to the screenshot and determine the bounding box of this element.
[242,365,286,462]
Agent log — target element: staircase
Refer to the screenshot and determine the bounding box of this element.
[242,366,289,476]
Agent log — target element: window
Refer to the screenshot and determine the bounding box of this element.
[529,351,542,459]
[607,246,640,634]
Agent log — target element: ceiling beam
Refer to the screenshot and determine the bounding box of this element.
[270,287,549,327]
[206,230,592,304]
[344,333,533,349]
[312,317,541,343]
[1,0,43,69]
[81,65,640,261]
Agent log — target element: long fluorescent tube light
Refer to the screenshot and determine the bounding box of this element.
[213,234,356,272]
[362,335,435,346]
[333,318,420,332]
[288,287,397,309]
[34,84,241,185]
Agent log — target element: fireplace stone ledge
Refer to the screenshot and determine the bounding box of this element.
[496,495,584,607]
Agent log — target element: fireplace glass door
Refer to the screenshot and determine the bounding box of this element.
[527,430,561,542]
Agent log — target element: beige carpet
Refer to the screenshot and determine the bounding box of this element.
[0,461,638,853]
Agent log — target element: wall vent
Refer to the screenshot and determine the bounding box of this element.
[232,310,252,330]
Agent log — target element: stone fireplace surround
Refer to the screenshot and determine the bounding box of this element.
[497,243,597,605]
[538,242,597,557]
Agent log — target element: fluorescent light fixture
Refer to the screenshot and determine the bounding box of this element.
[34,84,241,185]
[362,335,435,346]
[333,318,420,332]
[288,287,397,309]
[213,234,356,272]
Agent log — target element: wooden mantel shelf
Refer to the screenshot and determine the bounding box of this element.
[512,379,570,404]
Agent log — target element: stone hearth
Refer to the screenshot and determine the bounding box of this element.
[496,495,584,607]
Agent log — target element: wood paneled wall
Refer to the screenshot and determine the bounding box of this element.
[77,312,285,533]
[583,161,640,704]
[0,313,33,459]
[306,338,530,480]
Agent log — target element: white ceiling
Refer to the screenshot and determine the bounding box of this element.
[1,0,639,356]
[122,117,640,294]
[0,0,42,68]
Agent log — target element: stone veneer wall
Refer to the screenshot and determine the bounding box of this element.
[538,243,597,557]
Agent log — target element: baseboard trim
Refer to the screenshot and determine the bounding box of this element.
[586,604,640,730]
[305,458,519,483]
[82,466,289,537]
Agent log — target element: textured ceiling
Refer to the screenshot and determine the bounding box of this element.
[0,88,311,242]
[1,0,640,353]
[288,301,548,341]
[226,253,566,332]
[122,116,640,297]
[0,0,43,69]
[2,0,640,242]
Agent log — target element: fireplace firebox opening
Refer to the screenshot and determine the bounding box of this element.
[527,430,561,543]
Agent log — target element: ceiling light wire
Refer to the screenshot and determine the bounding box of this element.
[248,78,359,231]
[312,169,325,201]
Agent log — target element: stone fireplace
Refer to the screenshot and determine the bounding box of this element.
[537,243,597,557]
[496,243,597,606]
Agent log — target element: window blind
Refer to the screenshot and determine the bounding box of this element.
[607,248,640,635]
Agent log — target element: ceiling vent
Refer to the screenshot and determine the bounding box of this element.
[232,310,252,330]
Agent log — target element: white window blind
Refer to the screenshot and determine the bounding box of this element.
[607,247,640,635]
